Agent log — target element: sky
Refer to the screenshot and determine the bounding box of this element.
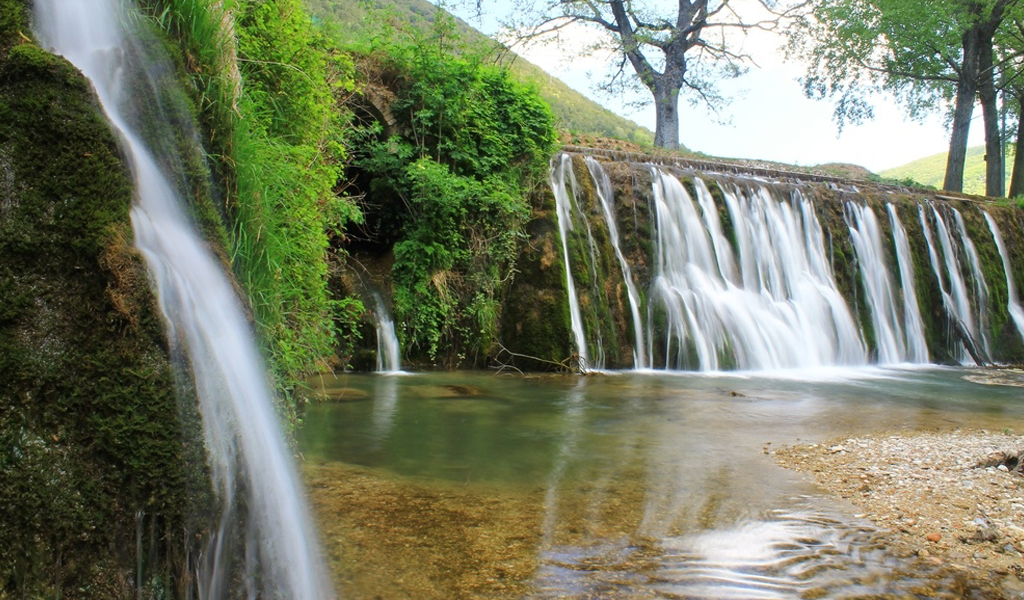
[445,3,986,173]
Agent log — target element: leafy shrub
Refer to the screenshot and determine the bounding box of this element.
[142,0,362,400]
[349,14,556,365]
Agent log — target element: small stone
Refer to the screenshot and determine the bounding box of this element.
[998,464,1010,472]
[927,532,942,542]
[918,548,931,557]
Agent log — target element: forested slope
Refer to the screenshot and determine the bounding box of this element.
[305,0,655,145]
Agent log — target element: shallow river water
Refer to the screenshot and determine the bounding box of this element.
[297,368,1023,600]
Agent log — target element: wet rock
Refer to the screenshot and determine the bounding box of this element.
[978,448,1022,472]
[963,519,1001,544]
[407,384,489,399]
[320,387,371,402]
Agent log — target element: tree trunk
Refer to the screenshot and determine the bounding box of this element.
[652,82,681,149]
[1009,106,1024,198]
[944,28,981,193]
[978,38,1002,197]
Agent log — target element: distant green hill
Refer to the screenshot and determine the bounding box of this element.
[305,0,655,146]
[880,145,1015,196]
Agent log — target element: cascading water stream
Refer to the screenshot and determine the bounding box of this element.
[32,2,334,599]
[983,212,1024,341]
[845,203,907,363]
[584,157,647,368]
[953,208,992,356]
[648,169,866,370]
[550,154,591,368]
[372,293,402,372]
[919,204,987,363]
[550,155,1020,369]
[886,205,929,363]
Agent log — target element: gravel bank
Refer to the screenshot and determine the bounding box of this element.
[775,429,1024,597]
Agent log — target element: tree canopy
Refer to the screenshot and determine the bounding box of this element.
[789,0,1021,194]
[497,0,802,148]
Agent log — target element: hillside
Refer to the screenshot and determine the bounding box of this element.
[305,0,655,145]
[881,145,1015,196]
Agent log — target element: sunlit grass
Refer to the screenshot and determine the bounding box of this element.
[143,0,362,402]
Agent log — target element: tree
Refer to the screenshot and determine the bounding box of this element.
[497,0,802,149]
[968,0,1013,196]
[789,0,1018,194]
[997,21,1024,197]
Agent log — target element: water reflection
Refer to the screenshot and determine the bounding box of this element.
[541,378,588,547]
[369,375,400,446]
[298,368,1023,599]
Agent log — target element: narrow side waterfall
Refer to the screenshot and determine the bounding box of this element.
[984,212,1024,341]
[953,209,992,356]
[886,205,929,362]
[846,203,906,363]
[647,168,866,370]
[919,205,988,364]
[845,202,928,364]
[33,2,334,600]
[584,157,647,368]
[372,292,402,372]
[550,154,592,368]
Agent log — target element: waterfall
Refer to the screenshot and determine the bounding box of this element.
[984,212,1024,341]
[648,169,866,370]
[32,2,335,600]
[919,204,987,364]
[886,205,929,362]
[550,154,601,369]
[584,157,647,368]
[952,208,992,356]
[845,203,906,363]
[546,153,1024,369]
[372,292,402,372]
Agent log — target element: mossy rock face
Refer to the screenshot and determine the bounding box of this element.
[0,33,197,600]
[506,154,1024,369]
[970,202,1024,363]
[498,188,573,370]
[0,0,25,57]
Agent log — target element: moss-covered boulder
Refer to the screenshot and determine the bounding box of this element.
[0,9,195,598]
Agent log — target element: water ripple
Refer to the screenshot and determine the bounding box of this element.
[530,502,965,600]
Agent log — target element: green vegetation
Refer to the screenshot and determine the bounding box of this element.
[346,14,557,366]
[789,0,1022,195]
[0,17,195,597]
[305,0,654,145]
[881,145,1015,196]
[142,0,363,401]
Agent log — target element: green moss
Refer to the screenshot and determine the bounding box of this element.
[0,36,197,599]
[894,200,952,363]
[985,204,1024,362]
[498,191,573,368]
[0,0,26,69]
